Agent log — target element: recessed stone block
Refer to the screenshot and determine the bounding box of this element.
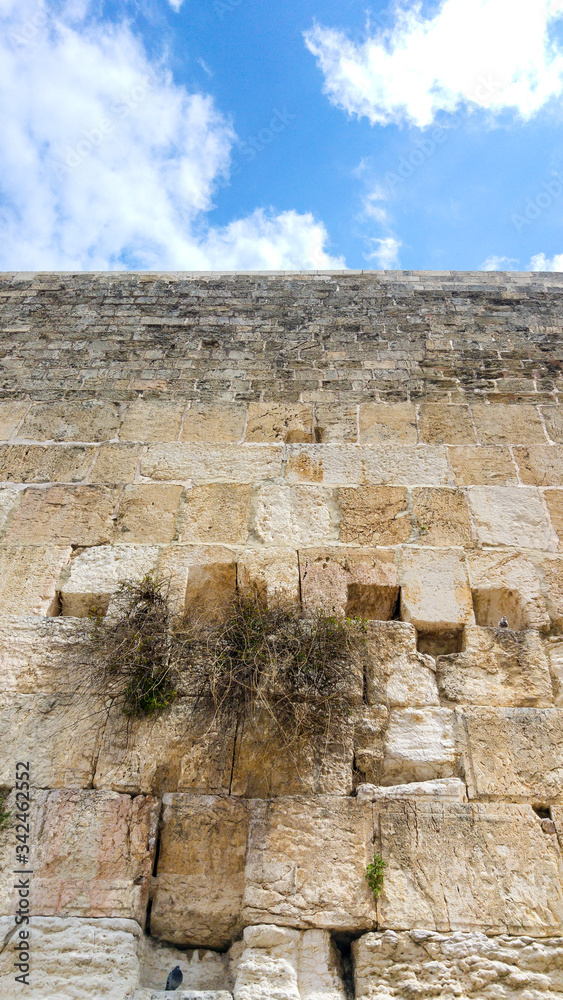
[236,547,300,604]
[299,547,399,619]
[60,543,160,616]
[468,551,550,631]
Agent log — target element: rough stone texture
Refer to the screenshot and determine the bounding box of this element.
[411,487,474,546]
[468,551,550,630]
[398,548,474,631]
[468,486,553,549]
[447,444,519,485]
[353,929,563,999]
[5,485,119,545]
[60,543,160,616]
[0,543,71,614]
[299,547,399,619]
[232,924,346,1000]
[382,708,459,784]
[337,486,410,545]
[139,935,231,992]
[417,404,477,444]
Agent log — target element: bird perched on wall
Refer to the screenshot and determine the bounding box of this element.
[498,617,509,628]
[165,965,183,991]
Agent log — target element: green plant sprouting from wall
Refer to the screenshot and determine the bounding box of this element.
[366,855,386,899]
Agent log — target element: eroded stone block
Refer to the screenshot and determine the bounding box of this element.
[468,486,552,549]
[139,933,231,992]
[468,551,550,630]
[115,485,183,543]
[447,444,519,485]
[119,400,185,442]
[19,401,122,443]
[0,544,71,614]
[382,708,459,784]
[0,616,92,694]
[140,444,282,484]
[299,548,399,619]
[417,404,477,445]
[180,484,251,544]
[411,488,473,546]
[232,924,346,1000]
[61,544,160,616]
[245,403,313,443]
[252,485,336,546]
[236,547,300,604]
[337,487,410,545]
[6,486,118,545]
[181,402,247,443]
[398,549,474,631]
[357,777,467,803]
[472,403,546,446]
[359,403,417,444]
[363,621,439,708]
[0,444,94,483]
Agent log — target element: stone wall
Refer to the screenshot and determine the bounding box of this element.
[0,271,562,999]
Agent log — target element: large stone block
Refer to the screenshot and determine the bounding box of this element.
[232,924,346,1000]
[376,801,563,934]
[548,638,563,707]
[242,796,375,932]
[252,485,336,546]
[0,789,160,923]
[181,402,247,443]
[458,707,563,803]
[0,486,22,535]
[468,487,553,549]
[0,616,91,694]
[115,485,183,543]
[544,489,563,550]
[0,915,142,1000]
[358,403,417,444]
[245,403,313,443]
[382,708,459,784]
[471,403,546,445]
[514,445,563,486]
[363,621,439,709]
[6,486,119,545]
[353,929,563,1000]
[140,933,231,992]
[150,794,249,948]
[299,548,399,620]
[140,444,282,484]
[468,551,550,630]
[0,444,94,483]
[0,544,71,614]
[411,488,473,546]
[180,484,251,544]
[417,404,477,444]
[337,487,410,545]
[436,626,554,707]
[236,547,300,604]
[19,401,122,443]
[447,444,519,485]
[314,402,358,443]
[0,400,30,440]
[398,549,474,631]
[89,442,142,483]
[119,400,185,442]
[60,543,161,616]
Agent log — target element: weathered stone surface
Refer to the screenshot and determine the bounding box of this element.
[181,484,251,544]
[376,802,563,933]
[119,400,185,442]
[548,638,563,707]
[544,488,563,550]
[252,485,336,546]
[115,484,183,543]
[171,543,237,612]
[363,621,439,708]
[542,405,563,443]
[0,444,94,482]
[284,445,448,486]
[0,789,159,923]
[357,777,467,802]
[299,547,399,619]
[139,934,231,992]
[398,549,474,631]
[89,442,141,483]
[468,551,550,630]
[232,924,346,1000]
[353,929,563,999]
[181,402,247,443]
[468,486,553,549]
[151,794,249,948]
[0,400,30,440]
[411,488,474,546]
[514,445,563,486]
[19,401,122,442]
[6,485,118,545]
[314,402,357,442]
[0,485,22,535]
[338,486,410,545]
[437,626,554,707]
[353,706,390,786]
[245,404,313,443]
[236,547,300,604]
[447,444,519,485]
[359,403,417,444]
[242,796,375,932]
[537,555,563,631]
[458,707,563,802]
[140,444,282,483]
[0,915,142,1000]
[382,708,459,784]
[0,543,71,614]
[60,543,160,616]
[0,616,91,693]
[472,404,547,445]
[417,404,477,444]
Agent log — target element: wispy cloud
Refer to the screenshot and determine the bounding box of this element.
[167,0,185,11]
[364,236,401,269]
[528,252,563,270]
[0,0,343,270]
[480,255,519,270]
[305,0,563,128]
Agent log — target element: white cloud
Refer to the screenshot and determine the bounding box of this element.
[528,252,563,270]
[364,236,401,269]
[167,0,185,11]
[305,0,563,127]
[0,0,343,270]
[480,255,519,270]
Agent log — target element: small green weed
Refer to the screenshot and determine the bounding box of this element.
[366,854,386,899]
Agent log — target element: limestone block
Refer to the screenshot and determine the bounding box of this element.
[398,549,474,631]
[140,934,231,992]
[181,484,251,544]
[537,556,563,631]
[337,487,410,545]
[285,445,448,486]
[0,915,141,1000]
[472,403,546,445]
[545,489,563,550]
[133,990,232,1000]
[230,712,354,798]
[437,626,554,707]
[0,616,91,694]
[353,706,389,786]
[468,486,552,549]
[0,544,71,614]
[140,444,282,484]
[514,445,563,486]
[0,789,159,923]
[60,543,160,616]
[0,692,104,788]
[0,486,22,538]
[357,777,467,803]
[242,796,375,932]
[376,801,563,934]
[115,485,183,543]
[417,404,477,444]
[161,544,237,612]
[6,485,118,545]
[151,794,249,948]
[468,550,550,630]
[299,547,399,621]
[542,405,563,443]
[314,403,357,443]
[236,547,300,604]
[19,400,122,442]
[411,488,474,546]
[90,443,141,483]
[245,403,313,443]
[252,485,336,546]
[93,701,236,796]
[233,924,346,1000]
[119,400,185,442]
[0,400,30,440]
[181,402,247,443]
[383,708,459,784]
[359,403,417,444]
[0,444,94,483]
[363,621,439,708]
[447,444,519,485]
[548,638,563,706]
[458,707,563,802]
[353,929,563,1000]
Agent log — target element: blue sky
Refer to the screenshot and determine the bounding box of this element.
[1,0,563,270]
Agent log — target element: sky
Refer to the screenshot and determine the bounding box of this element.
[1,0,563,271]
